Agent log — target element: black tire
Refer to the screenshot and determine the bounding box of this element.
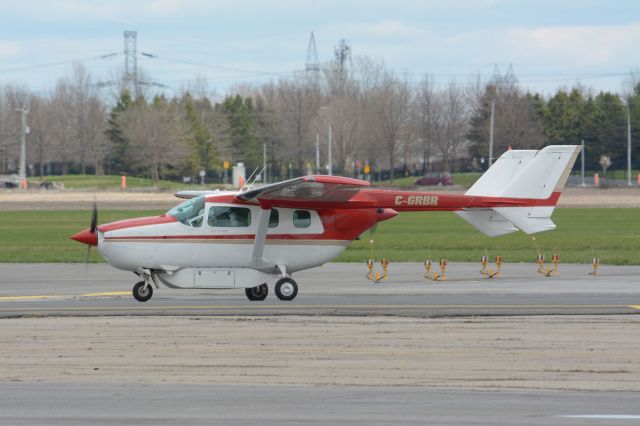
[132,281,153,302]
[275,277,298,301]
[245,283,268,301]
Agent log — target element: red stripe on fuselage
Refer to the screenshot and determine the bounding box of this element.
[104,234,345,241]
[97,215,177,232]
[363,189,562,211]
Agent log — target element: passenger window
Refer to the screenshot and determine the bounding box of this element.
[293,210,311,228]
[208,207,251,227]
[268,209,279,228]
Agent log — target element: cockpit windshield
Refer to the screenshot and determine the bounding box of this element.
[166,195,206,227]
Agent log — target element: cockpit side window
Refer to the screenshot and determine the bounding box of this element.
[208,207,251,227]
[166,196,206,227]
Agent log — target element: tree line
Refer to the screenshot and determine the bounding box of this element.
[0,60,638,184]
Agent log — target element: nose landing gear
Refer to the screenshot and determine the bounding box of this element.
[132,281,153,302]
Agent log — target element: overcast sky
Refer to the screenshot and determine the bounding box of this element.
[1,0,639,97]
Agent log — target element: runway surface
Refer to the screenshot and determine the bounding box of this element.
[1,382,639,426]
[0,262,639,317]
[1,262,639,424]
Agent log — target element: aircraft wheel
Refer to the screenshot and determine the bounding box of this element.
[132,281,153,302]
[245,283,268,301]
[275,277,298,301]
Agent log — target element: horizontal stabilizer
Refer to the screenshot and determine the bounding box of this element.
[492,207,556,234]
[454,210,518,237]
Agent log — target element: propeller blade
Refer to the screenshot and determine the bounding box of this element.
[84,245,92,264]
[90,202,98,233]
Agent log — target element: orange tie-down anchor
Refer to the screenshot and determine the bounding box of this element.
[481,255,503,278]
[424,258,432,279]
[589,257,600,276]
[367,258,389,283]
[537,253,559,277]
[424,257,447,281]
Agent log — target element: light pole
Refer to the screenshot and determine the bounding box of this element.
[319,106,332,175]
[315,133,320,174]
[581,140,586,187]
[15,107,29,190]
[488,98,495,167]
[626,99,632,186]
[263,139,267,184]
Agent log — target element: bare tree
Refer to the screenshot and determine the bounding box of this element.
[0,84,29,174]
[120,97,188,183]
[414,76,438,174]
[437,82,470,172]
[274,74,320,172]
[370,72,411,182]
[27,96,55,178]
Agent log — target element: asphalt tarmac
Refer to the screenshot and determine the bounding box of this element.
[1,262,639,424]
[1,382,639,426]
[0,262,639,317]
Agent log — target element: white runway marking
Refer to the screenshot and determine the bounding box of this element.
[559,415,640,420]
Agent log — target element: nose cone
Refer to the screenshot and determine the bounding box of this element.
[376,208,398,223]
[70,228,98,246]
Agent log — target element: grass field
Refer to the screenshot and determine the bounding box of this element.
[0,208,638,264]
[31,172,483,191]
[372,172,482,188]
[32,175,202,190]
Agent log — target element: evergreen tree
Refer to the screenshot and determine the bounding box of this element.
[221,95,261,170]
[183,95,219,175]
[104,90,133,175]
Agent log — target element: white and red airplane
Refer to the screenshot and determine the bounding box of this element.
[71,145,580,302]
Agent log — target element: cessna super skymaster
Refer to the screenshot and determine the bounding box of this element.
[71,145,580,302]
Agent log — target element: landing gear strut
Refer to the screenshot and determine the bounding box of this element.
[245,283,268,301]
[132,281,153,302]
[275,277,298,301]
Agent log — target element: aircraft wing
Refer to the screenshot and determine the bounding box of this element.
[236,175,375,209]
[174,190,233,199]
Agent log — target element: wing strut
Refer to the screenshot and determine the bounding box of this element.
[249,206,271,270]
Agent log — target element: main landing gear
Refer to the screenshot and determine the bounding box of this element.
[274,277,298,301]
[245,283,268,301]
[244,278,298,301]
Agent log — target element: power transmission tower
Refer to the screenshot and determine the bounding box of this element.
[123,30,139,97]
[305,31,320,75]
[334,39,351,73]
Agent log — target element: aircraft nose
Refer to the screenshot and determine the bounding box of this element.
[70,228,98,246]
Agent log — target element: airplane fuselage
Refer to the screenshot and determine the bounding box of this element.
[77,192,396,291]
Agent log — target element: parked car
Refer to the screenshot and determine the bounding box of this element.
[415,172,453,186]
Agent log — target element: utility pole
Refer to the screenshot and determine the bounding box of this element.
[627,101,632,186]
[328,123,333,176]
[16,107,29,190]
[315,133,320,174]
[262,140,267,184]
[488,98,495,167]
[319,106,332,175]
